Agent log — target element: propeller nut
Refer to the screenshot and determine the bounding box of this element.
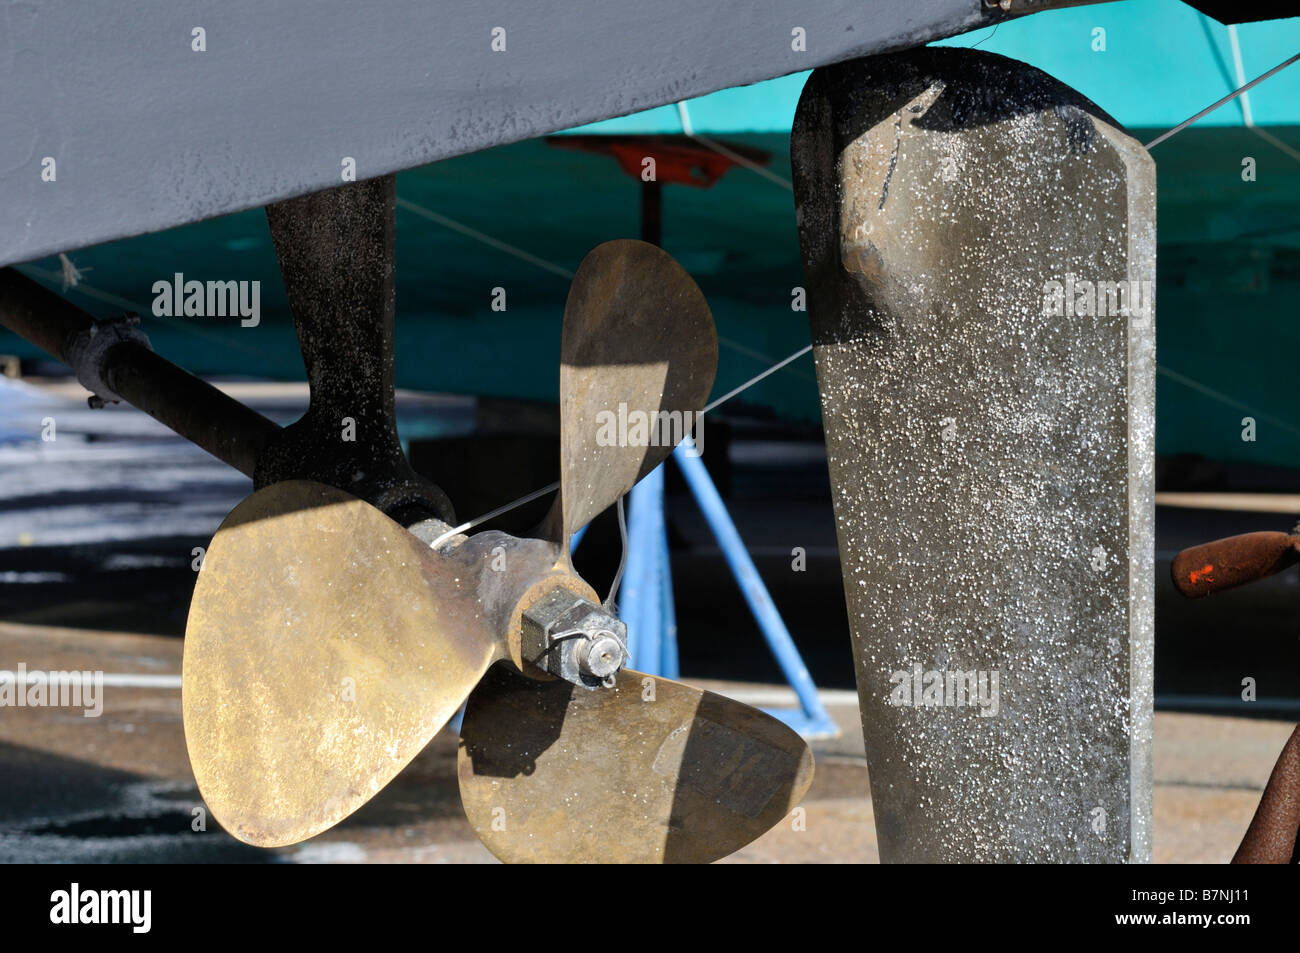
[521,587,627,689]
[576,632,624,679]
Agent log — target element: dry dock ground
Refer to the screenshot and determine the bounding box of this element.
[0,621,1287,864]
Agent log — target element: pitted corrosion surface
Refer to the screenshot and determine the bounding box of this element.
[793,48,1155,862]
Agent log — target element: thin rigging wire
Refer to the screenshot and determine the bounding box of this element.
[1145,50,1300,150]
[439,341,815,537]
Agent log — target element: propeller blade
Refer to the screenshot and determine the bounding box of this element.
[184,480,505,847]
[457,664,814,863]
[547,239,717,546]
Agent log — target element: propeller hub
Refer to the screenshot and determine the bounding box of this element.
[520,587,628,689]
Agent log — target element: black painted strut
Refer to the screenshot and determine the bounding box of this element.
[0,177,453,525]
[259,175,453,524]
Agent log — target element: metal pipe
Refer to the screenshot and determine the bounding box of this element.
[570,523,588,552]
[622,465,664,671]
[673,439,833,730]
[1171,531,1300,599]
[641,466,665,676]
[0,267,280,477]
[658,511,680,678]
[0,267,93,358]
[105,344,280,477]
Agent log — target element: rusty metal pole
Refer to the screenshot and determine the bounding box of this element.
[1233,722,1300,863]
[792,48,1156,861]
[1171,530,1300,598]
[0,267,280,477]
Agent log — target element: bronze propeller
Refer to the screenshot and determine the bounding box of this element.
[182,238,814,860]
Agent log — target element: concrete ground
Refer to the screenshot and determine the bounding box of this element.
[0,620,1289,864]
